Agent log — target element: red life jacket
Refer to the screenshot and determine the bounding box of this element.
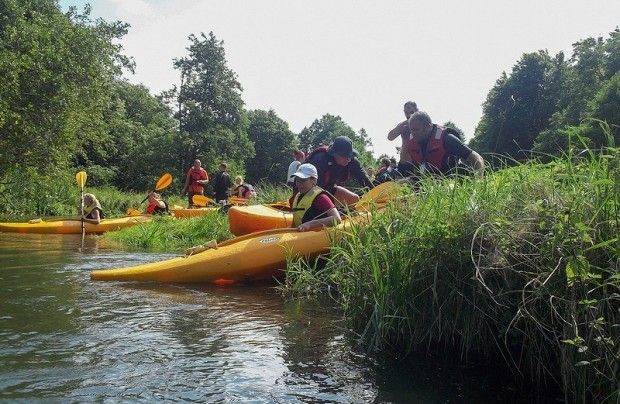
[187,167,208,193]
[406,125,450,173]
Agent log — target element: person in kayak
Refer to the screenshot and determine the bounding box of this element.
[231,176,257,199]
[144,192,169,215]
[305,136,374,206]
[290,163,341,232]
[80,193,104,224]
[181,159,209,207]
[406,111,484,176]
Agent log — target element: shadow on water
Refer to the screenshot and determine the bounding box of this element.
[0,232,559,403]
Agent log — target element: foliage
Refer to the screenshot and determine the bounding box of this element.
[0,0,131,173]
[244,109,298,184]
[298,114,375,169]
[173,32,254,177]
[75,80,179,190]
[104,213,232,252]
[473,28,620,162]
[282,146,620,403]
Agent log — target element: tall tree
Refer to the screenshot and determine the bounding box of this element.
[173,32,253,175]
[244,109,297,184]
[0,0,131,172]
[298,114,374,168]
[470,51,560,161]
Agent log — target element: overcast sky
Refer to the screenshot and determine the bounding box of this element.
[59,0,620,158]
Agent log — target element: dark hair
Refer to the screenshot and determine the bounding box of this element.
[380,158,390,167]
[404,101,417,110]
[409,111,432,127]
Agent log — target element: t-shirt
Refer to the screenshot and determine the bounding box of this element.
[313,193,335,212]
[287,160,301,183]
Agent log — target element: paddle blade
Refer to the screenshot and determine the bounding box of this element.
[155,173,173,191]
[192,194,214,207]
[126,208,142,216]
[75,171,87,189]
[356,181,403,211]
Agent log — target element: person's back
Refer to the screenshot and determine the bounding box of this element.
[213,163,233,203]
[305,137,373,206]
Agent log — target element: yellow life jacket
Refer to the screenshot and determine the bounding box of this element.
[291,186,325,227]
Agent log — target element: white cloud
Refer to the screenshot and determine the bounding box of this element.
[108,0,153,17]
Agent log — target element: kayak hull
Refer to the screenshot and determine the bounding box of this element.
[228,203,292,236]
[0,216,152,234]
[90,216,368,284]
[170,206,219,218]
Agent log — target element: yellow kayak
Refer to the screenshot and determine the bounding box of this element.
[228,203,292,236]
[0,215,152,234]
[90,215,369,285]
[228,182,404,236]
[169,206,220,218]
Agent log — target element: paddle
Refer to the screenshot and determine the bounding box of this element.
[353,181,404,212]
[140,173,173,204]
[75,171,87,247]
[191,194,216,207]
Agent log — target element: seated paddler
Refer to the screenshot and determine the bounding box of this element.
[80,193,104,224]
[290,163,342,232]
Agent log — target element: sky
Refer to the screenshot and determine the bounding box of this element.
[59,0,620,158]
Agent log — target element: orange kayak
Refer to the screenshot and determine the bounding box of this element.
[228,203,292,236]
[170,206,220,218]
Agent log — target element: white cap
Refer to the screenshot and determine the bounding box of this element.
[292,163,318,179]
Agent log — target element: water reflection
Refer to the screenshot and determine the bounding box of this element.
[0,232,549,402]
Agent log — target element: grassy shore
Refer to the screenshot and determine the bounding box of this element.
[283,148,619,403]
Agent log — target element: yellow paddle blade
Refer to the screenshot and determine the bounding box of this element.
[126,208,142,216]
[75,171,87,189]
[356,181,403,210]
[192,194,214,206]
[155,173,173,191]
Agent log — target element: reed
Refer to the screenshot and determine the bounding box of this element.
[283,146,619,402]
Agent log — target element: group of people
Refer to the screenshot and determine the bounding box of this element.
[287,103,485,231]
[79,102,484,230]
[181,159,257,207]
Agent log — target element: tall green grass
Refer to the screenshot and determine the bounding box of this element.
[282,147,619,403]
[105,213,232,252]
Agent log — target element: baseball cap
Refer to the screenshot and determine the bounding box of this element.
[292,163,318,179]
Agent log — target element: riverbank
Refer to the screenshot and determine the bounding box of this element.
[283,149,619,403]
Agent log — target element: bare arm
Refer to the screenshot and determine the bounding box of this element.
[387,120,409,141]
[464,150,485,175]
[82,209,101,225]
[297,208,341,232]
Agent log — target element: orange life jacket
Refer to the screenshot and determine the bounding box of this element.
[187,167,208,193]
[406,125,450,173]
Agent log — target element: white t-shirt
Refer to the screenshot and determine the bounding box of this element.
[287,160,301,183]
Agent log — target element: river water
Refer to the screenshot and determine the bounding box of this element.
[0,232,548,403]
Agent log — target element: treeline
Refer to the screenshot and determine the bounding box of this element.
[471,28,620,161]
[0,1,374,216]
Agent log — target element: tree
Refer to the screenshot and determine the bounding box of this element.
[244,109,297,184]
[298,114,374,168]
[173,32,253,176]
[470,51,561,161]
[0,0,131,173]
